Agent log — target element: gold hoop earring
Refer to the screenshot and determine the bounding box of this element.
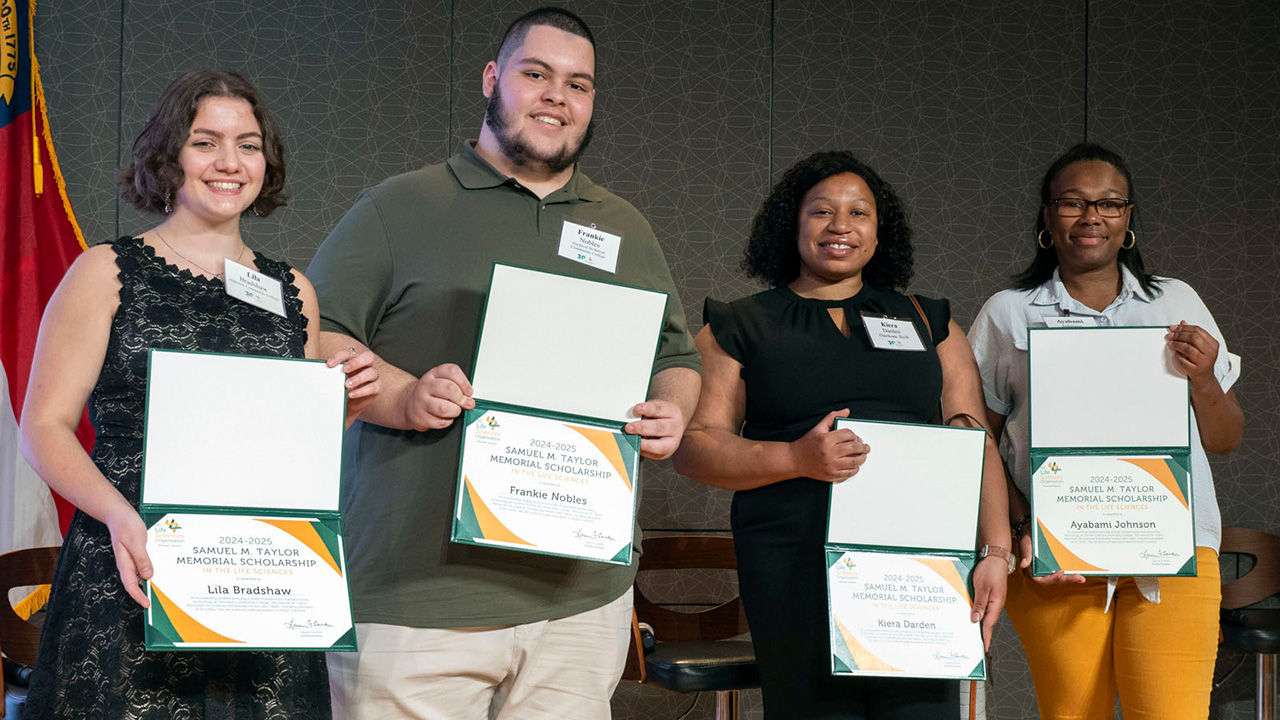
[1037,230,1053,249]
[252,204,264,218]
[1122,229,1136,250]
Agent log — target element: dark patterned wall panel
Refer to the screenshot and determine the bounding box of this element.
[119,0,453,268]
[35,0,120,245]
[1091,3,1280,718]
[575,0,770,536]
[773,0,1083,325]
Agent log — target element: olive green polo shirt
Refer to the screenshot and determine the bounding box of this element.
[308,143,699,627]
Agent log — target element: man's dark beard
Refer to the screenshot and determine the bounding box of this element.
[484,84,594,174]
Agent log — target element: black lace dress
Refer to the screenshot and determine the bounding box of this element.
[25,236,331,720]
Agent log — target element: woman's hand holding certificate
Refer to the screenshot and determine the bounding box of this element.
[790,409,870,483]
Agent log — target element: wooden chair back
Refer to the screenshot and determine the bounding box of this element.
[0,546,60,666]
[1220,526,1280,610]
[633,534,748,642]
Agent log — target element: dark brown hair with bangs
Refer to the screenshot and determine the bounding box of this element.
[119,68,288,217]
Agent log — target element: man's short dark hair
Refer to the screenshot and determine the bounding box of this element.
[119,68,288,217]
[495,7,595,67]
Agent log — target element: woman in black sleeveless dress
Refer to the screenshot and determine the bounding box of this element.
[674,152,1011,719]
[20,69,380,719]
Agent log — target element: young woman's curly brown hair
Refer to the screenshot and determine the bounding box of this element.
[119,68,288,217]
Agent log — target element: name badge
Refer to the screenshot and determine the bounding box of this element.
[860,313,926,351]
[224,258,286,317]
[1044,315,1098,328]
[558,221,621,274]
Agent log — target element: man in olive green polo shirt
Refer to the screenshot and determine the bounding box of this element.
[308,8,700,719]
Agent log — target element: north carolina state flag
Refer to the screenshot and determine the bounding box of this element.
[1,0,91,549]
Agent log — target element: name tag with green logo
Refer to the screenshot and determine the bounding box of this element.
[558,220,621,273]
[224,258,285,317]
[860,313,925,351]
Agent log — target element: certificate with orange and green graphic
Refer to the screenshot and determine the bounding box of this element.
[453,404,639,564]
[1030,454,1194,575]
[827,550,984,680]
[1028,327,1195,577]
[450,264,667,566]
[825,419,988,680]
[140,349,354,651]
[143,513,353,650]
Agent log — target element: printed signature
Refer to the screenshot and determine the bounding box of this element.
[1139,548,1178,559]
[284,618,335,630]
[932,651,968,661]
[573,528,616,542]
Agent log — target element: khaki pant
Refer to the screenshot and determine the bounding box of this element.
[327,590,633,720]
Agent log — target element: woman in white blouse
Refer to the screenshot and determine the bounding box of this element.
[969,143,1242,720]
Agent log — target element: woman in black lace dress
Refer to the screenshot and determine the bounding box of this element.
[19,69,380,719]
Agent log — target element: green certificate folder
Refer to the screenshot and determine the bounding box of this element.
[1028,327,1195,577]
[140,350,355,651]
[826,419,987,680]
[450,264,667,566]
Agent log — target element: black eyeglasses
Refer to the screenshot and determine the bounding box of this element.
[1048,198,1132,218]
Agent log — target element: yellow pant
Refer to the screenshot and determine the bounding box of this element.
[1005,546,1220,720]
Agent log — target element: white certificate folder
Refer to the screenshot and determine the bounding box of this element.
[451,264,668,566]
[1028,327,1195,577]
[826,419,987,680]
[140,349,354,651]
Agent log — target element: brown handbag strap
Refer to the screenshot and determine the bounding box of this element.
[908,294,932,342]
[908,294,991,437]
[908,295,943,426]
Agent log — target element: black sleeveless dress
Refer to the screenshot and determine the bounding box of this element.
[706,284,959,720]
[25,236,331,719]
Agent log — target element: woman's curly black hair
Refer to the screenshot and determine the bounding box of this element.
[742,150,913,290]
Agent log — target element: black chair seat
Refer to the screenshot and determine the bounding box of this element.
[1222,608,1280,655]
[644,640,759,693]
